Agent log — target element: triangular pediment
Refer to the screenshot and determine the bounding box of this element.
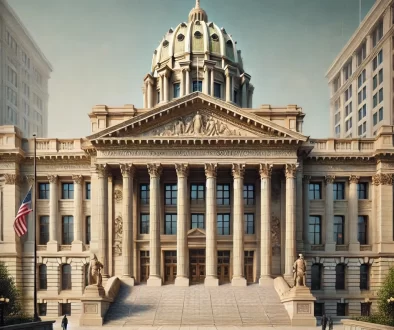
[88,93,308,143]
[187,228,206,237]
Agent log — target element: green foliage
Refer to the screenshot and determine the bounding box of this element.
[353,267,394,326]
[0,262,33,325]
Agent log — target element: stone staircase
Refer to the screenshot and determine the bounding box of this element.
[104,278,291,326]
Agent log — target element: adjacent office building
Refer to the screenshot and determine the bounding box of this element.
[0,0,52,137]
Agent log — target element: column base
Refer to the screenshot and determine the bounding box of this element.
[147,276,162,287]
[204,276,219,287]
[231,277,247,287]
[349,242,360,252]
[121,276,135,286]
[71,240,84,252]
[47,241,59,253]
[175,276,189,287]
[259,275,272,285]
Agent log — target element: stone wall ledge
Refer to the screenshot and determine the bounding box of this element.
[1,321,55,330]
[342,319,394,330]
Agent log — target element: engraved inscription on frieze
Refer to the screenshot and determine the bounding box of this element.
[297,303,311,314]
[143,111,264,137]
[84,303,98,314]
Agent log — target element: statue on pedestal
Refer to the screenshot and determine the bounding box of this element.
[293,254,306,287]
[88,254,103,287]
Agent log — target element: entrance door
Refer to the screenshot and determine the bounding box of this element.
[164,251,177,284]
[140,251,150,283]
[189,249,205,284]
[244,251,254,283]
[217,251,230,284]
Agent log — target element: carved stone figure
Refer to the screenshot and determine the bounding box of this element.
[88,254,103,287]
[192,111,203,134]
[293,254,306,287]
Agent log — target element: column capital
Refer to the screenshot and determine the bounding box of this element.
[372,173,393,186]
[72,175,84,185]
[4,174,21,186]
[349,175,360,184]
[325,175,335,184]
[26,175,35,186]
[120,164,135,178]
[285,164,296,179]
[303,175,311,182]
[232,164,245,179]
[47,174,58,184]
[147,163,162,178]
[204,163,217,178]
[259,164,272,179]
[95,164,108,179]
[175,164,189,178]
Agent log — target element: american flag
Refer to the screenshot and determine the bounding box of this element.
[14,187,33,237]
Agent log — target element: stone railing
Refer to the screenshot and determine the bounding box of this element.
[20,138,89,158]
[1,321,55,330]
[342,319,394,329]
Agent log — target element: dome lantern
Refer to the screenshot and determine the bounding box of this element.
[188,0,208,22]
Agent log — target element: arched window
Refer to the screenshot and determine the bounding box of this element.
[194,31,202,39]
[62,264,72,290]
[360,264,370,290]
[39,264,47,290]
[226,40,234,61]
[311,264,322,290]
[162,40,169,48]
[177,34,185,42]
[211,34,219,42]
[335,264,346,290]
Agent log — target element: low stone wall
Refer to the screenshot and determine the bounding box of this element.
[1,320,55,329]
[342,319,394,329]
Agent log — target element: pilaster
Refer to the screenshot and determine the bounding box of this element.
[47,175,58,253]
[72,175,84,252]
[284,164,296,278]
[325,175,336,252]
[303,176,311,250]
[348,175,360,252]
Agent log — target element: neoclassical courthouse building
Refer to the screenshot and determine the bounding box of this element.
[0,0,394,321]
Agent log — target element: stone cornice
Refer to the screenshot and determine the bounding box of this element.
[326,0,391,80]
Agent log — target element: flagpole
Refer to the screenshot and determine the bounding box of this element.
[33,134,39,322]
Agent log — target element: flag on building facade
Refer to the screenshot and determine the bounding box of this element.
[14,187,33,237]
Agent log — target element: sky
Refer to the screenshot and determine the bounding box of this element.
[8,0,375,138]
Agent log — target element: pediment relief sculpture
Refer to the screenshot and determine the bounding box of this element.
[187,228,206,237]
[142,110,265,138]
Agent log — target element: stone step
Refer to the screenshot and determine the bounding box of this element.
[105,279,291,326]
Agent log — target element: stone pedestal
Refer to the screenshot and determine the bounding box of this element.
[147,276,162,287]
[231,277,247,287]
[204,276,219,286]
[79,285,112,326]
[175,276,189,287]
[71,241,84,252]
[47,241,58,253]
[281,286,316,327]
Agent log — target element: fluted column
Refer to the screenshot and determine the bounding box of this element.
[231,164,246,286]
[303,176,311,249]
[259,164,272,282]
[147,82,153,108]
[325,175,336,252]
[71,175,83,252]
[47,175,58,252]
[284,164,296,278]
[203,66,209,94]
[147,163,162,286]
[210,69,214,97]
[164,74,169,102]
[185,69,190,94]
[180,70,185,97]
[96,164,109,278]
[175,164,189,286]
[205,163,219,286]
[225,74,231,102]
[349,175,360,251]
[160,75,164,102]
[121,164,135,283]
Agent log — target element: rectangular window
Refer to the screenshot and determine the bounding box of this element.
[192,81,202,92]
[336,264,346,290]
[343,60,352,81]
[165,214,177,235]
[308,216,321,245]
[345,118,352,131]
[361,303,371,316]
[314,303,324,317]
[378,69,383,84]
[190,184,204,204]
[357,69,366,88]
[373,93,378,108]
[191,214,204,229]
[358,216,368,245]
[335,124,340,136]
[345,102,352,117]
[38,183,49,199]
[357,42,366,66]
[243,184,255,205]
[379,88,383,103]
[372,21,383,48]
[173,83,180,98]
[244,213,254,234]
[62,183,74,199]
[85,182,91,199]
[7,66,17,87]
[373,112,378,126]
[359,105,366,121]
[140,214,149,234]
[337,303,348,316]
[61,303,71,316]
[214,82,221,98]
[157,91,160,103]
[333,76,340,93]
[344,85,352,101]
[233,90,238,103]
[38,303,47,316]
[357,183,368,199]
[379,107,383,121]
[333,182,345,200]
[308,183,321,200]
[217,213,230,235]
[62,216,74,245]
[373,75,377,90]
[85,216,91,244]
[335,112,341,125]
[334,216,344,245]
[217,184,230,205]
[39,216,49,245]
[165,184,177,205]
[358,122,367,136]
[140,184,150,205]
[311,264,322,290]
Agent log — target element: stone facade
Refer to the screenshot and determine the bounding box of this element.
[0,0,393,322]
